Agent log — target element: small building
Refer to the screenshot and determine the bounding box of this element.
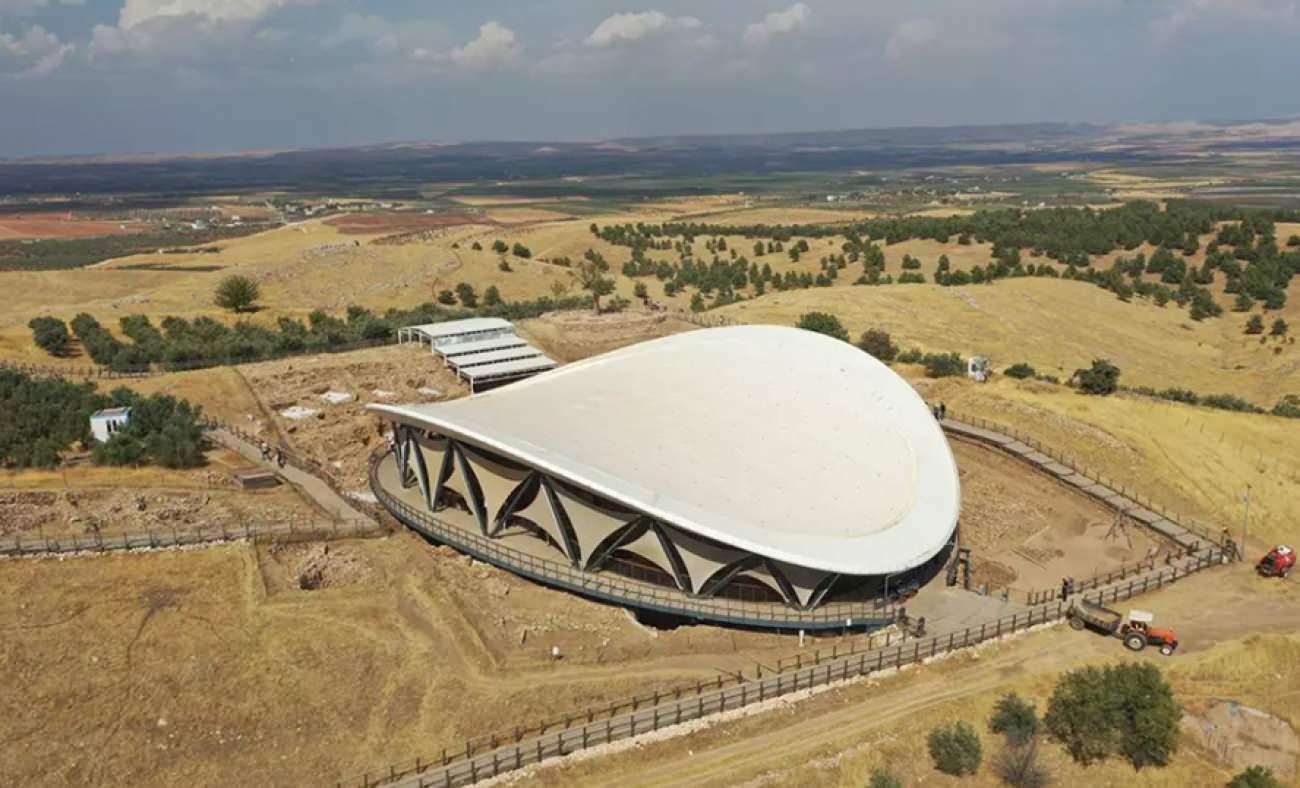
[90,407,131,442]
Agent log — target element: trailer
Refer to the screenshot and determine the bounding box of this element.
[1067,599,1179,655]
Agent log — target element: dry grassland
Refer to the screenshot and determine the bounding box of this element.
[912,375,1300,550]
[524,569,1300,788]
[717,278,1300,404]
[0,536,819,787]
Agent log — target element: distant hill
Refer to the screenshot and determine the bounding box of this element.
[2,119,1298,197]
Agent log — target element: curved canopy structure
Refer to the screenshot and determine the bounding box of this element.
[370,325,959,623]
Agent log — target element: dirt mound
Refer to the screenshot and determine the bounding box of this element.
[518,311,694,362]
[1183,701,1299,779]
[293,543,372,590]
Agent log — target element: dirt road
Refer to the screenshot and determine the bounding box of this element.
[522,564,1299,787]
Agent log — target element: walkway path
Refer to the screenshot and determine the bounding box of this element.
[209,427,377,526]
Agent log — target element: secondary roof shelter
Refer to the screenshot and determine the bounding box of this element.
[397,317,515,349]
[370,326,960,627]
[399,317,556,392]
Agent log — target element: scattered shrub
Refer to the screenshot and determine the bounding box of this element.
[1229,765,1283,788]
[1073,359,1120,395]
[992,737,1051,788]
[928,721,982,776]
[922,352,965,378]
[990,693,1039,746]
[1246,314,1265,334]
[491,239,509,254]
[483,286,502,307]
[1004,362,1036,380]
[511,242,532,258]
[795,312,849,342]
[867,767,903,788]
[857,329,898,362]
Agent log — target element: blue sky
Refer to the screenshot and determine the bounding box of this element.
[1,0,1298,157]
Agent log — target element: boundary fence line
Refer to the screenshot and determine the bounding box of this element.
[372,452,896,631]
[341,547,1225,788]
[943,412,1227,552]
[0,519,385,558]
[346,407,1235,788]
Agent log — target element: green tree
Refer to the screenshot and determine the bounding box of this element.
[796,312,849,342]
[512,242,532,258]
[1245,314,1265,334]
[436,289,457,306]
[1229,765,1283,788]
[689,292,705,312]
[577,258,616,313]
[1004,363,1036,380]
[1073,359,1120,395]
[1270,318,1288,337]
[28,316,71,356]
[214,275,260,312]
[633,282,649,301]
[857,329,898,361]
[1044,663,1179,769]
[491,239,509,254]
[1232,292,1254,312]
[928,721,982,776]
[990,693,1038,746]
[455,282,478,308]
[867,767,903,788]
[483,285,502,307]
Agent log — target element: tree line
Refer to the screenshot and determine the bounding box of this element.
[0,368,205,468]
[28,295,593,373]
[590,201,1300,320]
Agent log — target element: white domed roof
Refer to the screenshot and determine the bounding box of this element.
[371,325,960,574]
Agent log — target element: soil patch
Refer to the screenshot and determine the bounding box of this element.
[1182,701,1299,779]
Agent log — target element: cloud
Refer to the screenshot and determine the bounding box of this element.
[91,0,322,56]
[432,21,520,72]
[586,11,703,48]
[1150,0,1298,42]
[0,23,70,76]
[0,0,83,17]
[884,17,938,64]
[742,2,809,48]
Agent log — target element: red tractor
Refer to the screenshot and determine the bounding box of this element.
[1068,600,1179,656]
[1257,545,1296,578]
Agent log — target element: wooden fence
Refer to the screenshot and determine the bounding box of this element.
[946,411,1227,552]
[339,545,1227,788]
[0,519,385,558]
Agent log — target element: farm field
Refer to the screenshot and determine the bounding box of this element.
[0,213,146,240]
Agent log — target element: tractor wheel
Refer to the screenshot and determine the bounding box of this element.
[1069,617,1085,631]
[1160,643,1176,656]
[1124,634,1146,652]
